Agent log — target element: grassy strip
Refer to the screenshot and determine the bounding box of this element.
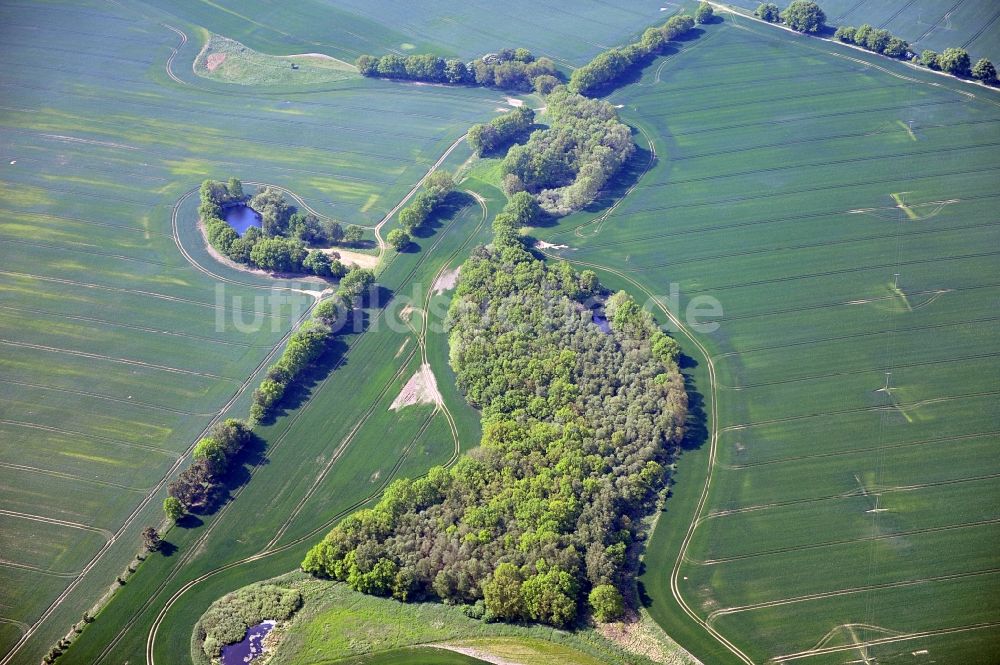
[194,34,357,87]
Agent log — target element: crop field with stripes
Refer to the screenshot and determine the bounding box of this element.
[0,0,513,661]
[536,13,1000,665]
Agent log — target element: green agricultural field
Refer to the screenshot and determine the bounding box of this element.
[724,0,1000,63]
[533,10,1000,665]
[0,0,523,661]
[4,1,998,664]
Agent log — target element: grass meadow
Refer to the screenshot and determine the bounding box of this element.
[534,12,1000,665]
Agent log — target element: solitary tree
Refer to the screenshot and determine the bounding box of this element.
[754,2,780,22]
[972,58,997,85]
[386,228,410,251]
[141,527,161,552]
[781,1,825,33]
[343,224,364,244]
[695,2,713,24]
[163,496,185,522]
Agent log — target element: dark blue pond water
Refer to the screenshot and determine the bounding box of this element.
[223,204,261,236]
[220,620,275,665]
[592,312,611,334]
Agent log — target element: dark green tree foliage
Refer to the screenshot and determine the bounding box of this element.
[836,24,910,59]
[398,171,454,234]
[568,15,694,96]
[781,1,825,33]
[921,49,940,69]
[302,221,687,627]
[198,179,342,277]
[467,106,535,155]
[695,2,714,24]
[386,228,410,251]
[167,419,252,512]
[501,90,635,215]
[357,50,558,92]
[755,3,781,22]
[938,47,972,76]
[973,58,997,85]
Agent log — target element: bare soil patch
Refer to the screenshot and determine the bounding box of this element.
[206,52,226,71]
[319,247,379,270]
[432,266,461,295]
[389,363,441,411]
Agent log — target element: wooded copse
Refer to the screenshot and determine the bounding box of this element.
[398,170,455,235]
[301,194,687,628]
[200,179,357,277]
[501,89,635,215]
[356,49,560,93]
[467,106,535,156]
[568,13,695,96]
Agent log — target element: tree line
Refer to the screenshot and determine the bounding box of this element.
[356,49,561,93]
[755,2,997,85]
[200,179,366,277]
[302,193,688,628]
[568,13,695,96]
[395,170,456,249]
[500,88,635,215]
[163,263,375,520]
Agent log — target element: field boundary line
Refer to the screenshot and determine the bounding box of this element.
[771,621,1000,662]
[707,567,1000,622]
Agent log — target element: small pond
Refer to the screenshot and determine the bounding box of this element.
[220,620,275,665]
[223,204,262,236]
[592,311,611,334]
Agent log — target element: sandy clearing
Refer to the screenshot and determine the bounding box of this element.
[318,247,379,270]
[432,266,460,295]
[206,53,226,71]
[278,52,356,69]
[535,240,570,250]
[430,645,522,665]
[389,363,441,411]
[505,97,523,107]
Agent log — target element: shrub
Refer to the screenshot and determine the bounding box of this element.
[973,58,997,85]
[938,47,971,76]
[755,2,780,22]
[695,2,713,24]
[196,584,302,658]
[589,584,625,622]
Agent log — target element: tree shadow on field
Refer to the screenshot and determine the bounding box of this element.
[157,540,178,557]
[410,191,474,241]
[175,514,203,529]
[679,354,708,452]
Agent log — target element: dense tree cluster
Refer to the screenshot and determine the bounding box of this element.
[835,24,910,59]
[568,14,695,96]
[166,419,253,514]
[249,266,375,424]
[302,201,687,628]
[501,89,635,215]
[398,170,455,235]
[199,179,351,278]
[356,49,559,92]
[194,584,302,661]
[467,106,535,156]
